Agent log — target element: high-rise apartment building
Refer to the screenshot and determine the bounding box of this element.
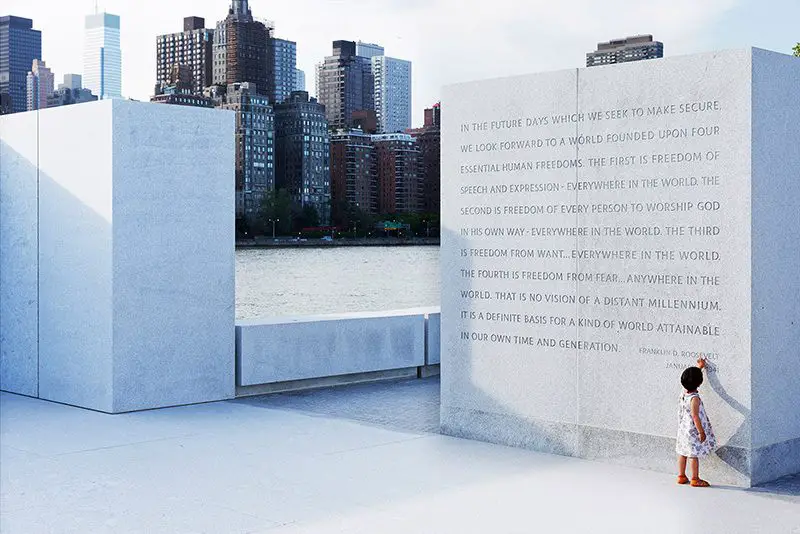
[330,130,377,221]
[316,40,374,131]
[0,16,42,114]
[586,35,663,67]
[26,59,54,111]
[274,91,331,222]
[268,37,296,104]
[372,133,422,215]
[212,81,275,220]
[294,68,305,92]
[84,12,122,99]
[407,103,441,214]
[212,0,271,96]
[156,17,214,95]
[372,56,411,133]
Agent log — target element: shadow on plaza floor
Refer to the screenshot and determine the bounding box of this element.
[237,376,799,500]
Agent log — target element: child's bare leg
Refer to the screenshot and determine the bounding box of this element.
[678,456,687,477]
[689,457,699,479]
[688,458,710,486]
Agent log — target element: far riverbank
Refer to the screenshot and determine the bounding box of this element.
[236,237,440,249]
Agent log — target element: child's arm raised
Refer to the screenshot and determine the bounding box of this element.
[691,396,706,443]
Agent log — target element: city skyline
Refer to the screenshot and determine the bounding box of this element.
[4,0,798,127]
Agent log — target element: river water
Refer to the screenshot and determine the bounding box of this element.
[236,246,440,320]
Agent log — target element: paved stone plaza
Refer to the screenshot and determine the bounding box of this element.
[1,379,798,533]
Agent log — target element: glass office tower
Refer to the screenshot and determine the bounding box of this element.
[0,16,42,113]
[84,12,122,99]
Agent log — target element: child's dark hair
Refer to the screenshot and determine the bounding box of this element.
[681,367,704,391]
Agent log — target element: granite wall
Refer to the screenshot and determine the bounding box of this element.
[0,100,236,412]
[0,113,39,397]
[440,48,800,486]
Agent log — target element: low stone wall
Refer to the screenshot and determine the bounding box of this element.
[236,308,440,394]
[426,312,441,365]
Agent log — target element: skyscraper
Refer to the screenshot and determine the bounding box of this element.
[156,17,214,95]
[0,93,10,114]
[212,81,275,221]
[0,16,42,114]
[268,37,296,104]
[212,0,271,95]
[294,68,305,92]
[586,35,663,67]
[274,91,331,223]
[372,56,411,133]
[84,12,122,99]
[26,58,53,111]
[356,41,384,59]
[316,40,374,131]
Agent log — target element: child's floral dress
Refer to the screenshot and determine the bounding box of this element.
[676,391,717,458]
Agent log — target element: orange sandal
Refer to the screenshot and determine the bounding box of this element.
[690,478,710,487]
[677,475,689,485]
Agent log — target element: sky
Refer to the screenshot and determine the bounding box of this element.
[4,0,798,127]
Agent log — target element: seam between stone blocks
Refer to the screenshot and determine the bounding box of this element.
[574,68,580,426]
[36,108,40,399]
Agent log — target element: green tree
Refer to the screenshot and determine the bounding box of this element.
[794,43,800,57]
[331,199,354,228]
[259,189,293,236]
[419,212,440,237]
[330,200,376,236]
[354,206,377,237]
[293,203,320,231]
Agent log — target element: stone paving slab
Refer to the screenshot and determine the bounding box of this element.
[1,380,798,534]
[235,377,442,434]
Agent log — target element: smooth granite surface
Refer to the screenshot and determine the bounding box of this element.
[440,68,581,426]
[37,102,115,411]
[237,310,426,386]
[1,100,236,412]
[440,48,799,486]
[750,49,800,452]
[573,50,752,447]
[110,100,236,412]
[0,113,39,397]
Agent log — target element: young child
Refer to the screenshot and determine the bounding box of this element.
[676,357,717,487]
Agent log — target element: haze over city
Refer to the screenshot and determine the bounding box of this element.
[4,0,798,125]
